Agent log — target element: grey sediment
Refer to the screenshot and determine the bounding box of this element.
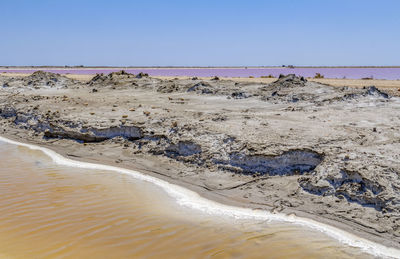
[1,71,400,251]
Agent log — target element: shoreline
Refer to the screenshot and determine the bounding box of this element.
[2,66,400,69]
[1,71,400,256]
[0,134,399,258]
[2,67,400,81]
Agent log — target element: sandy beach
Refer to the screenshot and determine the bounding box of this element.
[1,70,400,252]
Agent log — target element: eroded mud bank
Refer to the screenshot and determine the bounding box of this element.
[1,71,400,249]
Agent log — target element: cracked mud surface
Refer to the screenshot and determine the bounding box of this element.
[1,71,400,249]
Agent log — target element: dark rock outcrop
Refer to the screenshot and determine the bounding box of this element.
[23,71,74,89]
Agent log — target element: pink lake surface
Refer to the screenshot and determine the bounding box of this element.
[1,67,400,80]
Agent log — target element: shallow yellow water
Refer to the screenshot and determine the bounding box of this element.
[0,141,372,258]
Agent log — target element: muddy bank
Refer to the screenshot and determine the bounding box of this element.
[1,71,400,250]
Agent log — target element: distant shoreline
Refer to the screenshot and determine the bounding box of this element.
[1,66,400,69]
[2,66,400,80]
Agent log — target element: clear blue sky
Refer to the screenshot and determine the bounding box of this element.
[1,0,400,66]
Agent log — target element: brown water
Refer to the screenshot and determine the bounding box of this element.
[0,141,373,258]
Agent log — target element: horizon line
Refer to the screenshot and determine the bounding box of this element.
[2,65,400,69]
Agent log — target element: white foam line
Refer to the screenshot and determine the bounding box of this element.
[0,135,399,259]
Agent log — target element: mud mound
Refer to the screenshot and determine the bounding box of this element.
[333,86,390,102]
[260,75,390,105]
[111,70,132,76]
[136,72,149,79]
[363,86,390,99]
[87,71,135,86]
[258,74,311,103]
[268,74,307,89]
[108,70,135,80]
[87,73,107,84]
[157,82,180,93]
[258,75,315,103]
[23,71,75,89]
[187,81,214,94]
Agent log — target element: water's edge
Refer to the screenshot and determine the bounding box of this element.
[2,67,400,79]
[0,135,399,258]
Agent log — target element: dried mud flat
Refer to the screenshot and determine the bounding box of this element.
[1,71,400,249]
